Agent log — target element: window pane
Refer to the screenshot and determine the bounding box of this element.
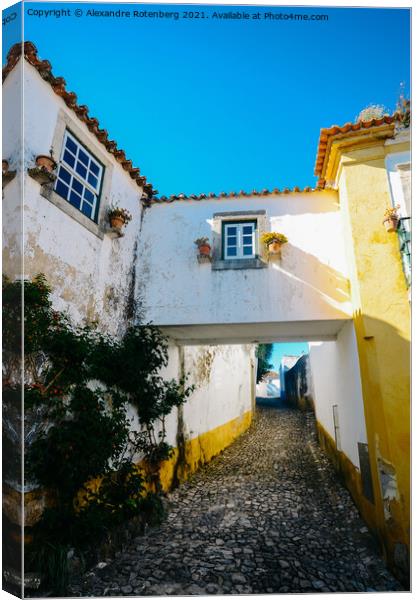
[90,162,100,176]
[72,178,83,194]
[58,166,71,184]
[63,150,75,168]
[226,226,237,235]
[243,225,253,234]
[81,203,93,218]
[227,236,237,246]
[243,246,253,256]
[69,190,81,209]
[84,188,94,203]
[55,180,69,199]
[227,247,237,257]
[78,149,89,166]
[66,136,77,154]
[76,162,87,178]
[242,235,253,245]
[88,173,98,189]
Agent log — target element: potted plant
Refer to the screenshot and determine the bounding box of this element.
[2,159,16,188]
[194,237,211,257]
[35,154,57,173]
[108,204,132,231]
[28,151,57,185]
[261,232,288,254]
[383,205,400,232]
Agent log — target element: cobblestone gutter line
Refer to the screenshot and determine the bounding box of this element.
[70,405,403,596]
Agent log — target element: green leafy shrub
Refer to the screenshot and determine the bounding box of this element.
[3,274,194,594]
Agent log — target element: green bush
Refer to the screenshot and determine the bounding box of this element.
[3,274,194,594]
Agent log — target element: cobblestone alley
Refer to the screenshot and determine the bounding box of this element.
[71,403,403,595]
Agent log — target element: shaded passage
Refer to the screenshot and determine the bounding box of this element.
[72,405,402,595]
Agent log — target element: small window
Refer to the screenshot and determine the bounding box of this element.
[223,221,256,260]
[55,130,104,222]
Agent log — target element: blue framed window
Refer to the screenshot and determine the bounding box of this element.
[55,130,104,222]
[223,221,256,259]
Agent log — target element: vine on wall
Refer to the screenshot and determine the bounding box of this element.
[3,274,194,594]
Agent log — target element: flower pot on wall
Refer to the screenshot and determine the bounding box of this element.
[109,215,125,231]
[198,244,211,256]
[383,217,399,233]
[267,241,283,254]
[2,160,9,174]
[35,155,56,173]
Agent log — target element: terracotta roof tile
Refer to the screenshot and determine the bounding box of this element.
[314,114,404,186]
[3,42,156,198]
[152,186,320,204]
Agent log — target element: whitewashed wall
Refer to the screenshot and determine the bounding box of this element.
[137,191,352,343]
[385,138,411,217]
[4,60,145,336]
[161,344,255,448]
[309,321,368,468]
[3,61,23,278]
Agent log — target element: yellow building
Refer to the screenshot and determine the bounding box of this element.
[314,107,410,583]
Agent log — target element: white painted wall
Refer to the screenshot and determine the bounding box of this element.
[385,139,411,217]
[137,191,352,343]
[3,62,23,278]
[4,60,146,335]
[309,321,368,468]
[156,344,255,448]
[256,379,280,398]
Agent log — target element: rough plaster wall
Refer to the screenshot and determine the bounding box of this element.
[19,63,143,336]
[309,321,367,468]
[3,63,23,278]
[161,344,255,448]
[136,192,352,329]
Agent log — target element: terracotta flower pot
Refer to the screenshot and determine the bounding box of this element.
[2,159,9,174]
[267,241,283,254]
[110,215,125,230]
[383,217,399,233]
[35,155,56,172]
[198,244,211,256]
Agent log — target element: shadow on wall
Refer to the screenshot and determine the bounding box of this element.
[304,310,409,586]
[284,354,313,411]
[352,310,410,557]
[270,243,351,310]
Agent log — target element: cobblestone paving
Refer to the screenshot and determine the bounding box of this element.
[71,403,403,595]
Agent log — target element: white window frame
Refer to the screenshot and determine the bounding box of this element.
[223,221,256,260]
[55,130,104,222]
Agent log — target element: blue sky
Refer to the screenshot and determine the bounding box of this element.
[2,3,410,197]
[270,342,308,372]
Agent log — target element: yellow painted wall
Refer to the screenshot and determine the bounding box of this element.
[336,135,410,581]
[315,420,378,532]
[159,409,253,491]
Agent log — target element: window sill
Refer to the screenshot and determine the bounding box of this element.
[212,258,267,271]
[40,184,105,240]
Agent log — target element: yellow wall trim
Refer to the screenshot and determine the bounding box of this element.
[158,410,253,491]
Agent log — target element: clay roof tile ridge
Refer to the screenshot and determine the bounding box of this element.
[2,41,155,198]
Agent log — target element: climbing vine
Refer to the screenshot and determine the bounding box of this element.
[3,274,194,594]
